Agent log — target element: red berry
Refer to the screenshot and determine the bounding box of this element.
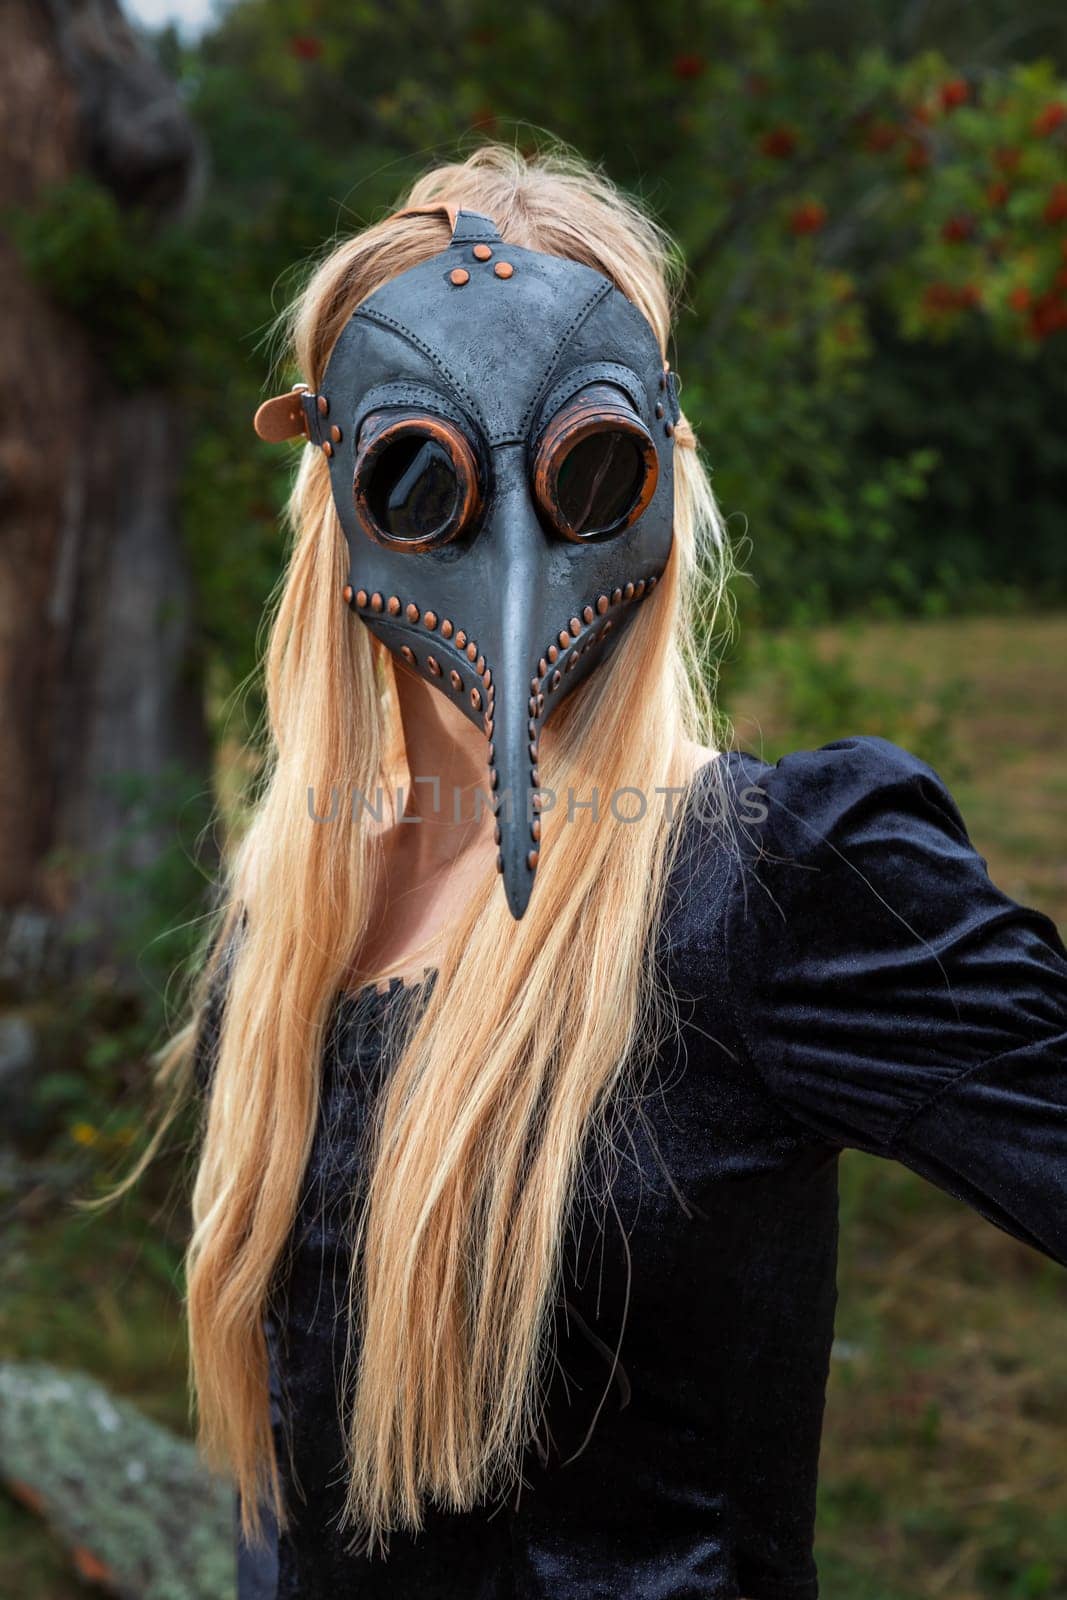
[906,139,930,172]
[1033,103,1067,137]
[940,79,969,111]
[942,214,975,244]
[760,126,798,159]
[986,181,1009,208]
[864,121,900,152]
[289,35,322,59]
[788,200,828,235]
[1043,183,1067,224]
[1009,286,1031,311]
[672,54,707,80]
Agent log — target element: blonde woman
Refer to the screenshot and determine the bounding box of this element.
[181,146,1067,1599]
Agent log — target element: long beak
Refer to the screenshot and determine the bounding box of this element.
[482,454,549,919]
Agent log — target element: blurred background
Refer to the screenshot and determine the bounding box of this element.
[1,1,1065,1595]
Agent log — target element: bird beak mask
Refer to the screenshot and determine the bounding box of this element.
[254,207,680,918]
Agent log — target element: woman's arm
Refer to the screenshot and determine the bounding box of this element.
[722,736,1067,1266]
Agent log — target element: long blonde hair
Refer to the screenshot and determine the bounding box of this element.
[179,142,733,1554]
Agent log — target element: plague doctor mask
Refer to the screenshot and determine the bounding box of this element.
[255,206,681,919]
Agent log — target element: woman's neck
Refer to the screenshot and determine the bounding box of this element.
[344,662,495,989]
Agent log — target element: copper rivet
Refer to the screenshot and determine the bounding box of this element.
[485,717,494,737]
[400,645,416,665]
[405,602,420,622]
[635,579,646,598]
[665,422,674,438]
[476,654,485,674]
[488,742,495,762]
[528,719,538,737]
[322,441,333,458]
[342,585,353,604]
[356,588,368,607]
[531,766,540,786]
[494,821,502,844]
[551,669,562,689]
[624,582,634,602]
[494,261,514,279]
[531,819,541,842]
[655,403,664,419]
[428,655,442,676]
[455,629,467,649]
[471,687,482,710]
[531,676,541,695]
[482,668,492,688]
[441,619,454,639]
[603,618,614,633]
[331,424,342,443]
[596,595,609,615]
[450,267,470,286]
[370,592,383,612]
[648,575,658,590]
[565,655,576,672]
[582,605,594,624]
[532,792,542,813]
[529,742,538,761]
[387,595,401,615]
[497,852,504,874]
[466,641,478,662]
[447,669,460,691]
[537,694,544,712]
[423,610,437,630]
[318,395,329,415]
[567,617,579,636]
[559,630,571,649]
[611,587,622,605]
[527,849,539,870]
[538,657,548,677]
[547,644,559,664]
[491,768,499,790]
[473,243,493,261]
[529,697,538,716]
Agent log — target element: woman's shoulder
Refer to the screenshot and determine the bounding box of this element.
[715,732,974,865]
[665,732,989,958]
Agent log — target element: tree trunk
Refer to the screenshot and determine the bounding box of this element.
[0,0,208,991]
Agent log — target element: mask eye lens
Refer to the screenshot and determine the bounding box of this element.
[534,383,659,543]
[556,430,646,538]
[354,412,481,551]
[366,435,459,544]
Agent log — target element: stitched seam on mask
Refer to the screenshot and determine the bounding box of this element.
[352,309,486,431]
[885,1028,1067,1154]
[534,361,647,444]
[506,281,613,447]
[351,381,476,441]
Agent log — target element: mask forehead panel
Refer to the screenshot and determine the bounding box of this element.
[307,210,681,919]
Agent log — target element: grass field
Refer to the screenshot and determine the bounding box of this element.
[2,611,1065,1598]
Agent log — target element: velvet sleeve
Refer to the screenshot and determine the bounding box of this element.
[724,735,1067,1268]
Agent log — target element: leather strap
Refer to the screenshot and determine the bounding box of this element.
[253,385,327,444]
[388,202,460,234]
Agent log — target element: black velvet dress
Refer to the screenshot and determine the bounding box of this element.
[196,736,1067,1600]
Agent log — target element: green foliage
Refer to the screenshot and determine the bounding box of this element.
[4,177,209,389]
[12,2,1066,685]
